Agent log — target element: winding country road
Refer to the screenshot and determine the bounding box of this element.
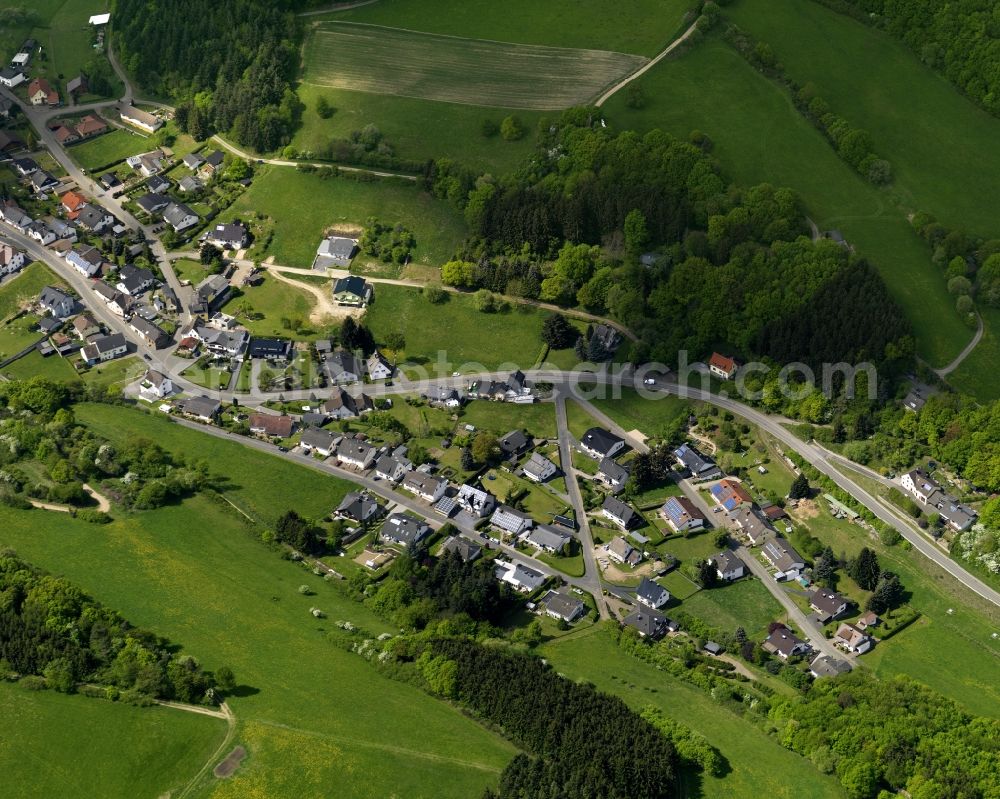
[934,312,983,377]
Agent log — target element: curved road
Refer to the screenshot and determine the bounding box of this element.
[935,312,983,378]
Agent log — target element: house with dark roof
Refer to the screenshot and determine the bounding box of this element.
[100,172,122,190]
[523,525,572,554]
[579,427,625,460]
[729,506,774,545]
[900,468,977,532]
[673,443,721,481]
[178,175,203,193]
[761,537,806,578]
[81,333,127,365]
[374,454,410,483]
[762,626,809,660]
[38,286,75,318]
[335,491,381,524]
[299,428,342,457]
[366,350,394,380]
[601,496,638,529]
[499,429,530,458]
[146,174,170,194]
[708,352,739,380]
[325,349,362,383]
[248,413,294,439]
[709,551,746,581]
[425,385,462,407]
[0,66,25,89]
[542,590,585,623]
[710,479,753,512]
[623,609,668,639]
[441,535,481,563]
[179,396,221,422]
[607,536,641,566]
[495,560,546,593]
[809,654,852,679]
[315,236,358,268]
[660,496,706,533]
[182,153,205,170]
[636,577,670,610]
[596,457,629,492]
[163,202,199,232]
[205,222,249,250]
[75,205,114,233]
[248,337,292,360]
[322,387,373,419]
[29,170,61,194]
[809,589,850,623]
[117,264,156,296]
[381,514,431,547]
[490,504,533,535]
[128,316,167,347]
[336,437,376,470]
[402,471,448,503]
[332,275,373,306]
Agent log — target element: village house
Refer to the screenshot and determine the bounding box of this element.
[441,536,482,563]
[499,429,531,458]
[120,104,163,133]
[126,151,165,177]
[636,577,670,610]
[163,202,199,233]
[607,536,642,567]
[761,537,806,579]
[335,491,381,524]
[900,468,977,532]
[322,387,373,419]
[729,506,775,546]
[708,352,739,380]
[580,427,625,460]
[833,623,873,654]
[182,153,205,170]
[192,326,247,359]
[855,611,879,631]
[315,236,359,268]
[29,170,61,195]
[522,452,558,483]
[28,77,59,106]
[455,484,496,518]
[381,514,431,548]
[66,74,87,98]
[424,386,462,408]
[81,333,128,365]
[336,437,376,470]
[709,550,746,581]
[75,114,107,139]
[75,205,114,233]
[623,609,669,640]
[192,274,232,314]
[248,413,294,439]
[490,504,534,536]
[199,150,225,176]
[299,428,341,458]
[38,286,75,319]
[0,243,26,276]
[178,395,223,422]
[402,471,448,503]
[324,349,362,383]
[762,625,809,660]
[673,443,722,481]
[247,337,292,361]
[205,222,249,251]
[596,457,630,492]
[128,316,167,347]
[809,654,852,679]
[523,525,572,554]
[542,590,585,623]
[117,264,157,296]
[366,350,394,380]
[809,588,850,623]
[374,453,410,482]
[332,275,373,306]
[660,495,706,533]
[495,560,546,594]
[139,370,173,401]
[53,125,80,146]
[179,175,203,193]
[0,66,25,89]
[710,479,754,512]
[146,174,170,195]
[601,496,638,530]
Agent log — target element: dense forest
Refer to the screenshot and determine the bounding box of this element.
[112,0,304,151]
[421,638,678,799]
[771,671,1000,799]
[0,551,217,702]
[434,114,912,377]
[830,0,1000,117]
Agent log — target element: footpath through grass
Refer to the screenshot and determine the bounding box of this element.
[0,681,227,799]
[602,35,970,369]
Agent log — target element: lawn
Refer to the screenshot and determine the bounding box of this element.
[3,350,80,382]
[365,285,557,372]
[564,398,601,440]
[536,550,585,577]
[460,399,557,439]
[682,577,786,638]
[541,626,846,799]
[73,402,349,524]
[0,313,44,360]
[0,262,65,319]
[79,355,145,390]
[303,22,646,111]
[602,35,971,369]
[173,257,210,285]
[0,495,517,799]
[291,83,541,174]
[330,0,696,58]
[225,166,467,267]
[69,127,152,172]
[0,681,227,799]
[947,308,1000,401]
[658,570,701,601]
[590,388,692,441]
[221,276,319,339]
[41,0,120,97]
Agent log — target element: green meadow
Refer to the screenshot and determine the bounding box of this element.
[0,682,227,799]
[602,36,970,369]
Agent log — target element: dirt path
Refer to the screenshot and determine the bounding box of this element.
[299,0,381,15]
[28,500,71,513]
[266,267,359,324]
[82,483,110,512]
[595,19,701,106]
[934,312,983,377]
[174,701,237,799]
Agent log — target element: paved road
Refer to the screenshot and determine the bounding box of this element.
[736,544,852,666]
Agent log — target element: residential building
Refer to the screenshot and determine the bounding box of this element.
[402,471,448,503]
[335,491,381,524]
[729,506,774,545]
[325,350,362,383]
[80,333,127,364]
[522,452,558,483]
[192,326,247,359]
[441,536,481,563]
[66,75,87,97]
[542,590,585,623]
[135,192,169,215]
[900,468,977,532]
[607,536,641,566]
[660,496,706,533]
[75,205,114,233]
[499,429,530,458]
[673,443,721,480]
[762,626,809,660]
[28,77,59,106]
[710,479,753,511]
[374,454,410,483]
[332,275,373,306]
[200,150,225,175]
[182,153,205,170]
[596,457,629,491]
[623,609,668,640]
[579,427,625,460]
[178,175,203,193]
[809,654,852,679]
[205,222,249,250]
[366,350,394,380]
[53,125,79,146]
[490,504,533,536]
[315,236,358,268]
[120,104,163,133]
[708,352,739,380]
[0,66,25,89]
[179,395,222,422]
[248,413,294,439]
[139,370,172,401]
[299,428,342,457]
[809,589,850,623]
[523,525,571,554]
[601,496,638,529]
[0,244,26,276]
[709,550,746,581]
[248,337,292,360]
[761,537,806,577]
[322,387,372,419]
[163,202,199,232]
[494,560,545,593]
[26,220,56,245]
[38,286,75,318]
[590,323,622,357]
[29,170,61,194]
[128,316,167,347]
[833,623,873,654]
[336,438,376,470]
[456,484,496,518]
[126,151,165,177]
[635,577,670,610]
[117,264,157,296]
[381,514,431,547]
[425,386,462,407]
[11,159,38,178]
[855,611,879,631]
[146,174,170,194]
[61,191,88,217]
[193,274,231,313]
[75,114,107,139]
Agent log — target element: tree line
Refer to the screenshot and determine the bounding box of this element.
[113,0,304,152]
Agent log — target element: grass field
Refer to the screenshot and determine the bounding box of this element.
[682,577,785,638]
[79,354,145,390]
[0,262,64,319]
[564,398,601,440]
[69,127,152,171]
[303,22,646,111]
[590,388,692,440]
[541,626,845,799]
[0,313,43,360]
[3,350,80,382]
[948,308,1000,399]
[221,276,318,340]
[291,83,541,173]
[365,285,554,371]
[225,166,466,267]
[602,36,971,369]
[460,400,557,439]
[0,682,227,799]
[328,0,695,58]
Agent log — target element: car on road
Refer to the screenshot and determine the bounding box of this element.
[143,354,151,361]
[643,377,656,385]
[276,446,288,452]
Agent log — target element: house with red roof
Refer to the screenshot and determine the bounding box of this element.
[27,78,59,107]
[708,352,739,380]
